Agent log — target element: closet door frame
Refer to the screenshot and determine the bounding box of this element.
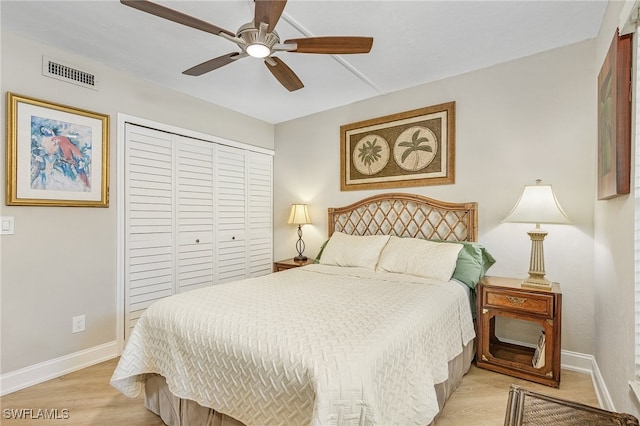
[116,113,273,353]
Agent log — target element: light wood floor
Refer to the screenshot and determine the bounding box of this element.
[0,358,598,425]
[437,365,599,425]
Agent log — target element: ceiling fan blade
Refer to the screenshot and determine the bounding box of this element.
[254,0,287,32]
[183,53,241,76]
[264,57,303,92]
[284,37,373,54]
[121,0,235,37]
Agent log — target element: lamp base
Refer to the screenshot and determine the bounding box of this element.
[521,228,552,291]
[521,275,553,291]
[293,225,308,262]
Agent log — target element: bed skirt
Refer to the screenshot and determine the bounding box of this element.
[143,339,475,426]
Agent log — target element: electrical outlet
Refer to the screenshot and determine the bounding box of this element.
[72,315,85,333]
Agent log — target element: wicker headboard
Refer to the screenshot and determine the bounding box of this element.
[328,193,478,242]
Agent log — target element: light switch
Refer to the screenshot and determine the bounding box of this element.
[1,217,14,235]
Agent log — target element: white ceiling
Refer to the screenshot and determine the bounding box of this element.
[2,1,607,124]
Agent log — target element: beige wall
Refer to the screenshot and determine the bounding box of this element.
[274,40,597,356]
[593,1,640,417]
[0,30,274,374]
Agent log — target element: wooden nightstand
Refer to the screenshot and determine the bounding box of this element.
[273,258,315,272]
[476,276,562,387]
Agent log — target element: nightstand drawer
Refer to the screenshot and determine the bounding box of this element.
[483,289,554,318]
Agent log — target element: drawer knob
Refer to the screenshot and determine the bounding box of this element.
[505,296,527,306]
[195,239,200,243]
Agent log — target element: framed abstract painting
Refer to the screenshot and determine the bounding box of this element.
[340,102,455,191]
[6,93,109,207]
[597,31,632,200]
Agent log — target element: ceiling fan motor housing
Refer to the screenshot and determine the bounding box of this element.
[237,22,280,55]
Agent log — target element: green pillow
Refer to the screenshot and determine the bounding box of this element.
[450,241,496,289]
[313,239,330,263]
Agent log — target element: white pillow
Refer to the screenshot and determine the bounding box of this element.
[377,236,463,281]
[319,232,390,270]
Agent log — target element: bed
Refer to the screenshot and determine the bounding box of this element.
[111,193,493,426]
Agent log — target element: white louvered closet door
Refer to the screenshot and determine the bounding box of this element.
[124,122,273,340]
[176,135,215,293]
[124,124,175,338]
[247,151,273,277]
[215,145,248,283]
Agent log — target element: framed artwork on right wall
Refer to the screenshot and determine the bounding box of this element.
[597,30,632,200]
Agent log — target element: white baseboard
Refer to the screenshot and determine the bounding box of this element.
[0,341,118,396]
[561,349,615,411]
[561,349,593,374]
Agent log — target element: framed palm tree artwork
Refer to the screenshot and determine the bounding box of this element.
[340,102,455,191]
[597,31,632,200]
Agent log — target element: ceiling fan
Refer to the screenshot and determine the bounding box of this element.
[120,0,374,91]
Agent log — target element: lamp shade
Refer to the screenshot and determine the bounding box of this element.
[287,204,311,225]
[503,180,570,225]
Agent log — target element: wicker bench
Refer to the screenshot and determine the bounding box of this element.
[504,385,639,426]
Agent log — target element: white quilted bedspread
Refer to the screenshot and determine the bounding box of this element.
[111,264,475,426]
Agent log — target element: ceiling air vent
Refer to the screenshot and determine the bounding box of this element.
[42,56,99,90]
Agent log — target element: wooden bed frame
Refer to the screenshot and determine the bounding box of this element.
[328,192,478,242]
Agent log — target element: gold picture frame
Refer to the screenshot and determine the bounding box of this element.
[340,102,455,191]
[6,93,109,207]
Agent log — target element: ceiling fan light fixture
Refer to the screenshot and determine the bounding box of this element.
[246,43,271,58]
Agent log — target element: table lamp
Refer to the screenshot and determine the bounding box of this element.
[502,180,570,290]
[288,204,311,261]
